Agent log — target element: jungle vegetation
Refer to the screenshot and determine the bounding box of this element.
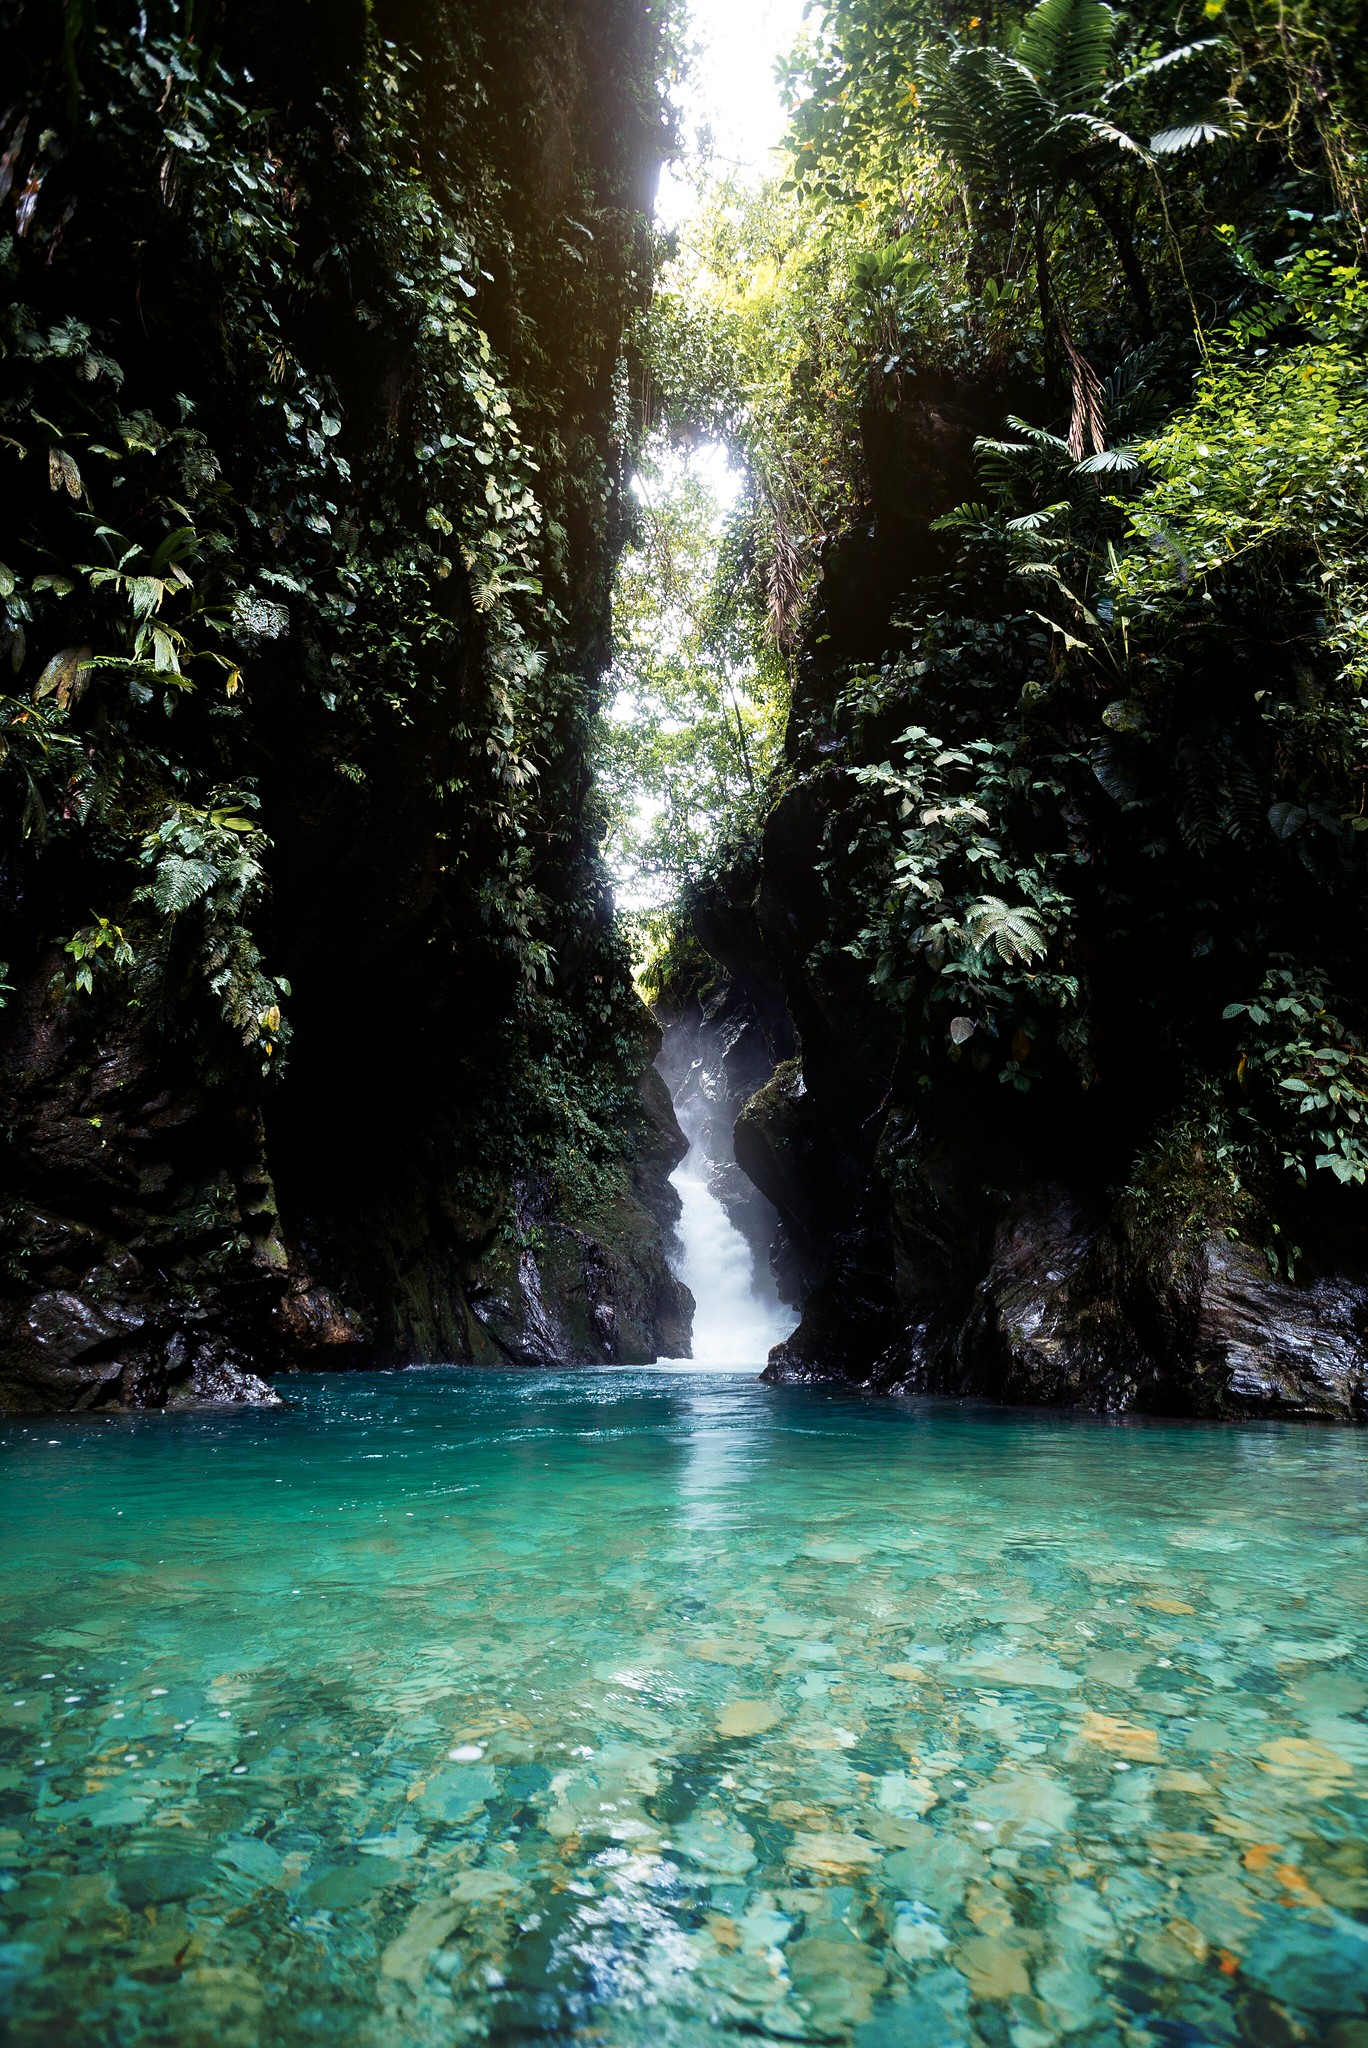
[0,0,678,1367]
[5,0,1368,1346]
[608,0,1368,1245]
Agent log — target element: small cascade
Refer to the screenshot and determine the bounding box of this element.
[660,1025,798,1369]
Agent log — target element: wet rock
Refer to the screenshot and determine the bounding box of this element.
[274,1273,368,1353]
[969,1184,1146,1410]
[102,1335,281,1410]
[117,1853,217,1908]
[750,1118,1368,1420]
[632,1047,689,1232]
[873,1182,1368,1421]
[1187,1239,1368,1421]
[0,967,292,1412]
[734,1061,827,1301]
[19,1285,145,1372]
[467,1171,692,1368]
[765,1223,895,1383]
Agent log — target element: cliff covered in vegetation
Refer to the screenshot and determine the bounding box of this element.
[0,0,690,1411]
[633,0,1368,1419]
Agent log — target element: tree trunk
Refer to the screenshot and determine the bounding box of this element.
[1086,179,1155,341]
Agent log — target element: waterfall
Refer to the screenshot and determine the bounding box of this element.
[660,1028,799,1370]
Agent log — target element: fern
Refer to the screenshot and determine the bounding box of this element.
[1175,738,1262,850]
[1176,739,1222,852]
[965,895,1049,963]
[79,748,125,826]
[917,46,1054,193]
[148,852,217,915]
[1224,747,1263,843]
[1102,343,1169,441]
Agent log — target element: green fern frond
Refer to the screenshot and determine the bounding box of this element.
[1176,740,1222,852]
[1015,0,1116,107]
[965,895,1049,963]
[1224,748,1263,841]
[148,853,217,916]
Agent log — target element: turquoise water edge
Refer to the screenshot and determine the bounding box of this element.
[1,1370,1366,2047]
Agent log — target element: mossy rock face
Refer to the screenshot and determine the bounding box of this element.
[734,1062,812,1222]
[0,0,672,1408]
[734,1060,839,1303]
[768,1129,1368,1421]
[0,972,291,1413]
[465,1172,692,1367]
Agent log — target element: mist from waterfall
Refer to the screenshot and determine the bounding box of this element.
[661,1033,798,1369]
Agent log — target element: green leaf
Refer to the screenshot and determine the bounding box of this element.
[1150,120,1230,154]
[964,894,1049,963]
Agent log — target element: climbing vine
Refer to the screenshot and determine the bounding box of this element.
[2,0,674,1294]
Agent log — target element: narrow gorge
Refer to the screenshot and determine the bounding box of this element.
[5,0,1368,1423]
[2,6,1368,2041]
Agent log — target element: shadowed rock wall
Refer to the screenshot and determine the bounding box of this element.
[694,374,1368,1424]
[0,0,688,1412]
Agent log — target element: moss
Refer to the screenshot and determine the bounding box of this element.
[0,0,683,1395]
[1117,1091,1266,1299]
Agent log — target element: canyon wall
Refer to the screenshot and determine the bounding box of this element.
[0,0,689,1411]
[690,372,1368,1424]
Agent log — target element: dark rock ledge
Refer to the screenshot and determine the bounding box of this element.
[766,1176,1368,1424]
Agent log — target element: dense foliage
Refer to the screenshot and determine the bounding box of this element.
[596,450,786,908]
[1,0,674,1362]
[625,0,1368,1252]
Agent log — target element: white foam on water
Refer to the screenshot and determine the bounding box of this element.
[658,1061,798,1372]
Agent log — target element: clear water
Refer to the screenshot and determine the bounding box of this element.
[1,1371,1366,2048]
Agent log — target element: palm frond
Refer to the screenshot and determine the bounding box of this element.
[1003,415,1074,457]
[1074,446,1141,473]
[1150,119,1230,154]
[1102,37,1226,99]
[1049,109,1151,163]
[1015,0,1116,108]
[1006,500,1071,530]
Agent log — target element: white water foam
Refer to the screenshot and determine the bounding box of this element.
[662,1070,798,1371]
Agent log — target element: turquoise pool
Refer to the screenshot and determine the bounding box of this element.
[1,1370,1365,2045]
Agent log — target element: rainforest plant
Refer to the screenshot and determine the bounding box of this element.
[2,0,673,1301]
[620,0,1368,1222]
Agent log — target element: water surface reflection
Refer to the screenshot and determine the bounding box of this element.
[0,1372,1365,2046]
